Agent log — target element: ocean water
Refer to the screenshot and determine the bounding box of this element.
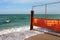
[0,14,30,30]
[0,14,60,34]
[0,14,60,30]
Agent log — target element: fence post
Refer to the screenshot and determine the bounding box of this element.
[44,4,47,18]
[30,10,34,30]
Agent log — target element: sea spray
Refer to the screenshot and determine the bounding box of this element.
[0,26,30,35]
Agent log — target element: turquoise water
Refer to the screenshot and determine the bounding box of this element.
[0,14,30,30]
[0,14,60,30]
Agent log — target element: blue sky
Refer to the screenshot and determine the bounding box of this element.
[0,0,60,14]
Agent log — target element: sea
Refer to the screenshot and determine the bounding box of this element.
[0,14,60,35]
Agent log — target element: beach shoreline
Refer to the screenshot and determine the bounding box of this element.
[0,26,44,40]
[0,26,60,40]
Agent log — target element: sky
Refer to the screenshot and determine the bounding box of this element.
[0,0,60,14]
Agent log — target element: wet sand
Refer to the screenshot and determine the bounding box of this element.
[25,33,60,40]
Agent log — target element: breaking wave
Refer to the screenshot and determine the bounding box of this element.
[0,26,30,35]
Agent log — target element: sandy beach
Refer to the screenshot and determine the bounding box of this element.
[25,33,60,40]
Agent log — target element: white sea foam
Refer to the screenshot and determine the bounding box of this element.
[0,26,44,40]
[0,26,53,35]
[0,26,30,35]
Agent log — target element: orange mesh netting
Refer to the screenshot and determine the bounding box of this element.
[33,18,60,32]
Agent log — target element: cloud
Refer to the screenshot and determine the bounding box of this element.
[0,0,60,14]
[0,0,60,4]
[0,0,46,4]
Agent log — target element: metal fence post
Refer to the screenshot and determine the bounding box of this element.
[30,10,34,30]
